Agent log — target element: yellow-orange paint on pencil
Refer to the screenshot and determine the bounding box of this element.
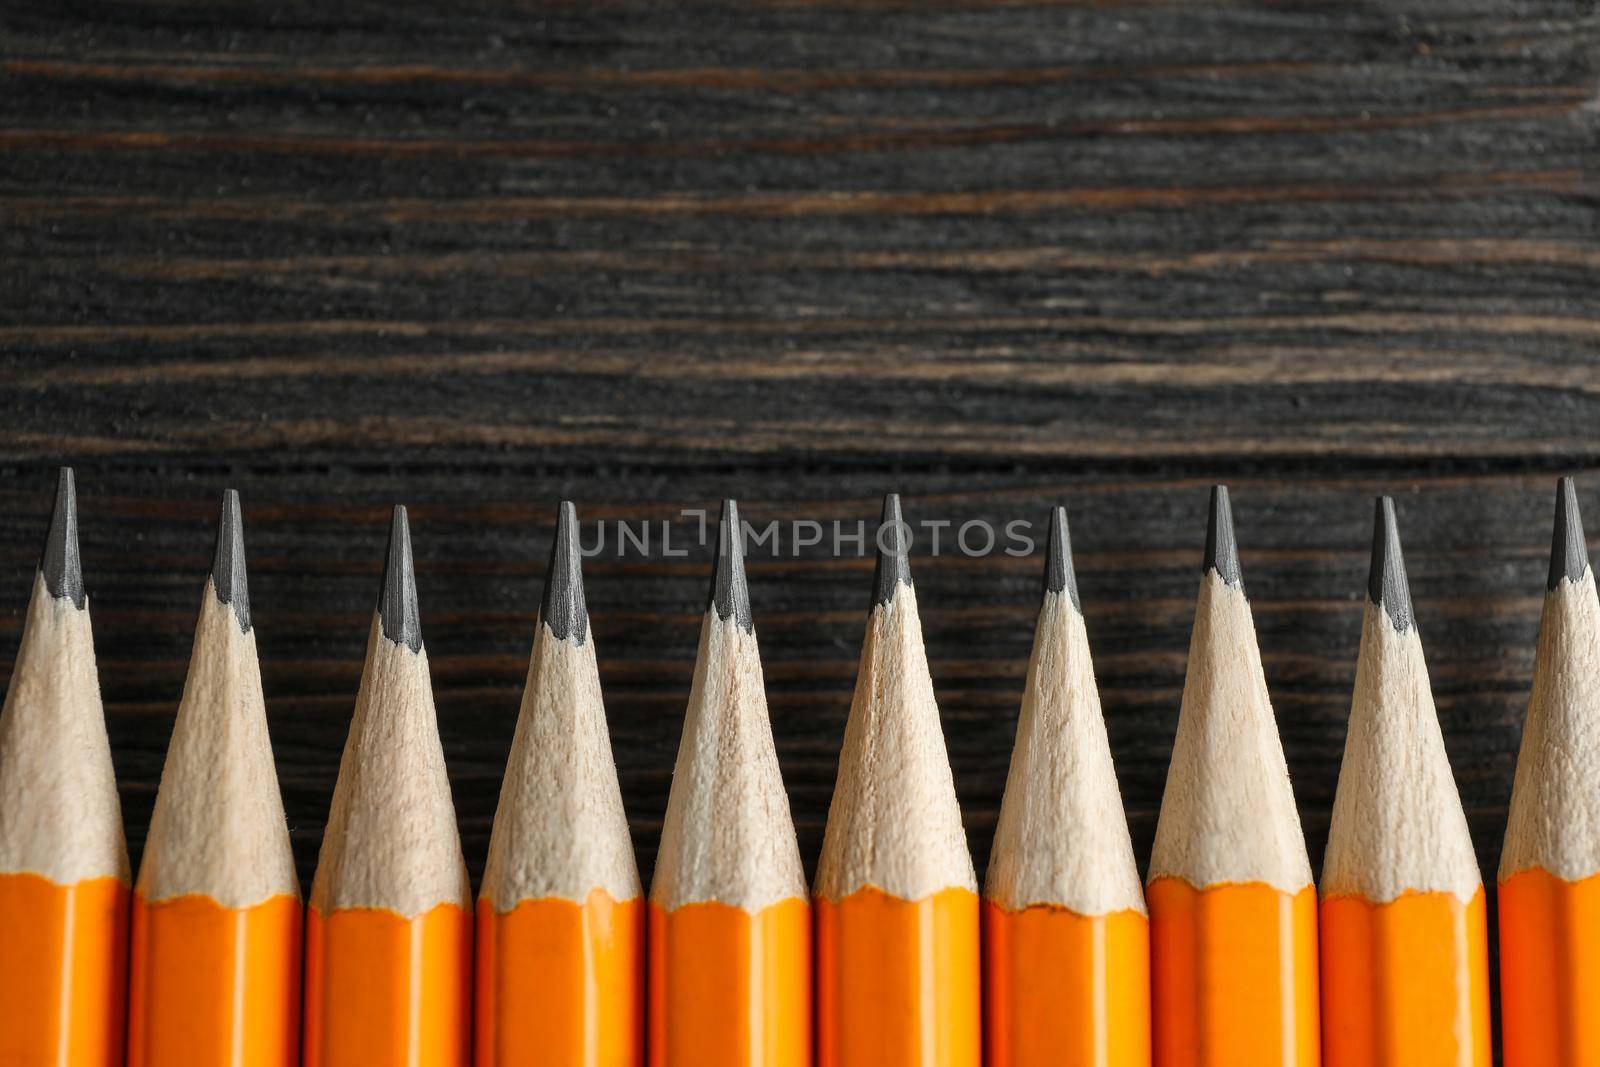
[816,886,978,1067]
[305,902,471,1067]
[0,872,128,1067]
[1320,888,1489,1065]
[129,892,301,1067]
[650,898,810,1067]
[1149,879,1319,1066]
[476,891,642,1067]
[984,902,1148,1067]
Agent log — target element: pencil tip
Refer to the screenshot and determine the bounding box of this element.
[1043,506,1080,611]
[709,499,753,632]
[377,505,422,652]
[541,501,588,644]
[1550,477,1589,591]
[871,493,912,609]
[210,489,251,632]
[40,467,85,609]
[1369,496,1414,633]
[1203,485,1242,588]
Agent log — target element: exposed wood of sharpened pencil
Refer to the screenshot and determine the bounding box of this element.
[984,506,1150,1067]
[0,468,130,1067]
[650,499,810,1067]
[129,489,301,1067]
[1499,477,1600,1067]
[1147,485,1319,1067]
[476,500,642,1067]
[814,493,979,1067]
[304,506,471,1067]
[1319,496,1489,1067]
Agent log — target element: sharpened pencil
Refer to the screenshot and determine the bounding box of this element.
[1319,497,1489,1067]
[304,507,472,1067]
[128,490,301,1067]
[984,507,1150,1067]
[0,468,130,1067]
[476,502,643,1067]
[649,500,811,1067]
[1499,477,1600,1066]
[814,494,980,1067]
[1147,486,1319,1067]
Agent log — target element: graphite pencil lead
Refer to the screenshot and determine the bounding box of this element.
[1203,484,1242,589]
[1043,505,1081,612]
[709,499,753,632]
[1550,476,1589,591]
[210,488,251,633]
[1369,496,1414,634]
[41,467,85,609]
[540,501,589,645]
[871,493,912,610]
[377,505,422,652]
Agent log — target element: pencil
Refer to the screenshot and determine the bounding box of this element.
[984,507,1150,1067]
[1499,477,1600,1066]
[477,502,643,1067]
[128,490,302,1067]
[304,506,472,1067]
[814,493,980,1067]
[0,468,130,1067]
[1319,497,1489,1067]
[649,500,810,1067]
[1147,485,1319,1067]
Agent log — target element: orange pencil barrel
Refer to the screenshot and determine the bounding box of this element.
[303,902,472,1067]
[1320,888,1490,1067]
[983,901,1149,1067]
[1147,878,1319,1066]
[127,892,301,1067]
[815,886,980,1067]
[0,872,128,1067]
[1500,868,1600,1064]
[476,891,643,1067]
[648,898,810,1067]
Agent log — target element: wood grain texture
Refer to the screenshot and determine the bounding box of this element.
[1,8,1597,1043]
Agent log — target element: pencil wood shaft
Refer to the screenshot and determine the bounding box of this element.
[1320,497,1489,1067]
[305,507,471,1067]
[650,500,810,1067]
[815,495,979,1067]
[984,507,1149,1067]
[129,490,301,1067]
[1499,478,1600,1066]
[1148,486,1318,1067]
[477,501,642,1067]
[0,469,129,1067]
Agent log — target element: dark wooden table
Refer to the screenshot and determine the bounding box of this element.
[3,4,1597,1041]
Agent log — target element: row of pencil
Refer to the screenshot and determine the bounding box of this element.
[0,470,1592,1067]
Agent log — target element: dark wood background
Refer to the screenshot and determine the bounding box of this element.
[2,3,1597,1044]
